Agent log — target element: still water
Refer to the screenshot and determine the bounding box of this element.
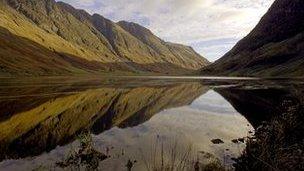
[0,76,302,171]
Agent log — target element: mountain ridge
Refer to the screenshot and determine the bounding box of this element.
[0,0,209,76]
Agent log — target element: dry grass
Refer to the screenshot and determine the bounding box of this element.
[234,99,304,171]
[137,136,226,171]
[56,132,108,170]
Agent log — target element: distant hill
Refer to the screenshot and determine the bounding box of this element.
[201,0,304,77]
[0,0,209,76]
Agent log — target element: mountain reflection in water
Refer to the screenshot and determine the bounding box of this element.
[0,77,302,171]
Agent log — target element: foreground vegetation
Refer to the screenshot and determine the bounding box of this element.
[234,99,304,171]
[49,132,227,171]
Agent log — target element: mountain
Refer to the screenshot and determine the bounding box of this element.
[117,21,210,69]
[202,0,304,77]
[0,0,209,76]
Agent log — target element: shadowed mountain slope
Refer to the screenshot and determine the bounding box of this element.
[202,0,304,77]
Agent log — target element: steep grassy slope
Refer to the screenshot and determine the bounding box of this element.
[0,26,130,76]
[0,0,209,75]
[202,0,304,77]
[0,1,131,76]
[117,21,210,69]
[59,2,208,72]
[0,1,115,62]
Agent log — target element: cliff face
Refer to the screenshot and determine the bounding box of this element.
[0,0,209,76]
[202,0,304,77]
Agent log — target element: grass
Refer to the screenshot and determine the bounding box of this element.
[36,133,227,171]
[0,4,114,63]
[137,136,226,171]
[53,133,226,171]
[56,131,108,170]
[234,99,304,171]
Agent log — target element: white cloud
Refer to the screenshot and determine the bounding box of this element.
[58,0,275,61]
[61,0,96,7]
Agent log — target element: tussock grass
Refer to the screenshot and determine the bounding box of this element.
[234,99,304,171]
[56,132,108,170]
[137,136,226,171]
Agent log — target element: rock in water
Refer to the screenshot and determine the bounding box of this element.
[211,139,224,144]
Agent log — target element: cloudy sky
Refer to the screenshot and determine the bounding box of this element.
[59,0,275,62]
